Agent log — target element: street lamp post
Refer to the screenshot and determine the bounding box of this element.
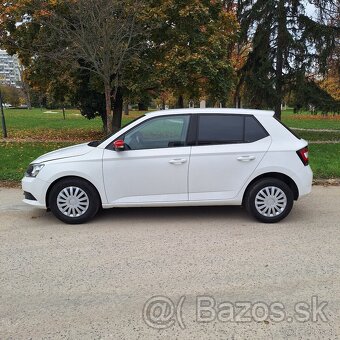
[0,88,8,138]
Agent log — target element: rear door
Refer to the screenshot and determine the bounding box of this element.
[188,114,271,201]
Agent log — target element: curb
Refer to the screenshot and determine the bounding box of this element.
[313,179,340,186]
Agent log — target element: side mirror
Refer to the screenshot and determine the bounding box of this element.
[113,139,125,151]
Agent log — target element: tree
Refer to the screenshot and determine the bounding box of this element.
[235,0,339,119]
[18,65,32,109]
[145,0,238,107]
[0,85,22,106]
[0,0,146,133]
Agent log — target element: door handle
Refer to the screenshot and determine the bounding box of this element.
[169,158,187,165]
[237,155,256,162]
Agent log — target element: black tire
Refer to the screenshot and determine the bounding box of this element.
[49,178,101,224]
[244,178,294,223]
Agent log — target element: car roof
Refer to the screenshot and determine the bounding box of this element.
[145,108,274,117]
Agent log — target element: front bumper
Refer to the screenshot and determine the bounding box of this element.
[21,176,50,209]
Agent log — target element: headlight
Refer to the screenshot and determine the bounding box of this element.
[25,163,45,177]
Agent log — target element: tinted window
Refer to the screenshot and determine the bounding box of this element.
[198,115,244,145]
[123,115,190,150]
[244,116,269,142]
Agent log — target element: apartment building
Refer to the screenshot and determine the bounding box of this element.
[0,49,21,87]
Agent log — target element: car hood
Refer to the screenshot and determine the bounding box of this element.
[33,143,93,163]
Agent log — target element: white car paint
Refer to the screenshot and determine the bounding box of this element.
[188,137,272,201]
[22,108,312,214]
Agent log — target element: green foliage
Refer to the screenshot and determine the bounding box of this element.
[293,78,340,114]
[0,85,23,106]
[138,0,238,105]
[237,0,339,117]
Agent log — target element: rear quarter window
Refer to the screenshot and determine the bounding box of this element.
[245,116,269,142]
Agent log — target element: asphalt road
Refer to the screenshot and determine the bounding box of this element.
[0,186,340,339]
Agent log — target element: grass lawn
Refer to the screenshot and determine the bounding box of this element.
[0,142,72,181]
[3,108,145,141]
[282,109,340,130]
[0,141,339,182]
[294,130,340,142]
[309,144,340,179]
[0,107,339,182]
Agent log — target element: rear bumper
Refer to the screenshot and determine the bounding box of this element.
[21,176,49,209]
[297,165,313,198]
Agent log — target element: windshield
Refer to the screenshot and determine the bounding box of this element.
[89,115,146,147]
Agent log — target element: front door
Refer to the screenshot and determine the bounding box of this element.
[103,115,191,204]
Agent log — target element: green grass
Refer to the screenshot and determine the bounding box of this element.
[294,130,340,142]
[0,107,339,182]
[309,144,340,179]
[0,142,72,181]
[0,141,339,182]
[3,108,143,131]
[4,108,101,131]
[282,109,340,130]
[3,107,339,135]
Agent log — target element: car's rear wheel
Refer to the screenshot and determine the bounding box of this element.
[49,178,100,224]
[244,178,294,223]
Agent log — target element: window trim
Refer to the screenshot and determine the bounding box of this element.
[106,114,193,151]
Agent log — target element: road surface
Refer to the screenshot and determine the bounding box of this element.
[0,187,339,339]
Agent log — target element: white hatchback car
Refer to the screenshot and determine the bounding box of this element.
[22,109,312,224]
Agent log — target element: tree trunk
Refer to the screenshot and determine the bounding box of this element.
[104,82,112,134]
[24,88,32,110]
[124,101,129,115]
[112,86,123,133]
[274,0,286,121]
[101,109,107,133]
[177,95,184,108]
[138,102,148,111]
[234,74,244,108]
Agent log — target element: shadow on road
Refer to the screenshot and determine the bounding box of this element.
[26,202,304,226]
[95,205,252,223]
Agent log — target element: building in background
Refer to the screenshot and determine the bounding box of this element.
[0,49,21,87]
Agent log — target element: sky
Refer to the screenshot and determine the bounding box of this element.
[305,2,317,19]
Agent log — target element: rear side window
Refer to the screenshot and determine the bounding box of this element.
[198,115,244,145]
[197,114,269,145]
[244,116,269,142]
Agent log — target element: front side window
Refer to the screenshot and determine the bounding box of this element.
[198,115,244,145]
[123,115,190,150]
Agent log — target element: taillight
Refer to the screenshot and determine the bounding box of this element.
[297,146,309,166]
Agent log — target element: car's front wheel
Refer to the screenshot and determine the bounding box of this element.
[244,178,294,223]
[49,178,100,224]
